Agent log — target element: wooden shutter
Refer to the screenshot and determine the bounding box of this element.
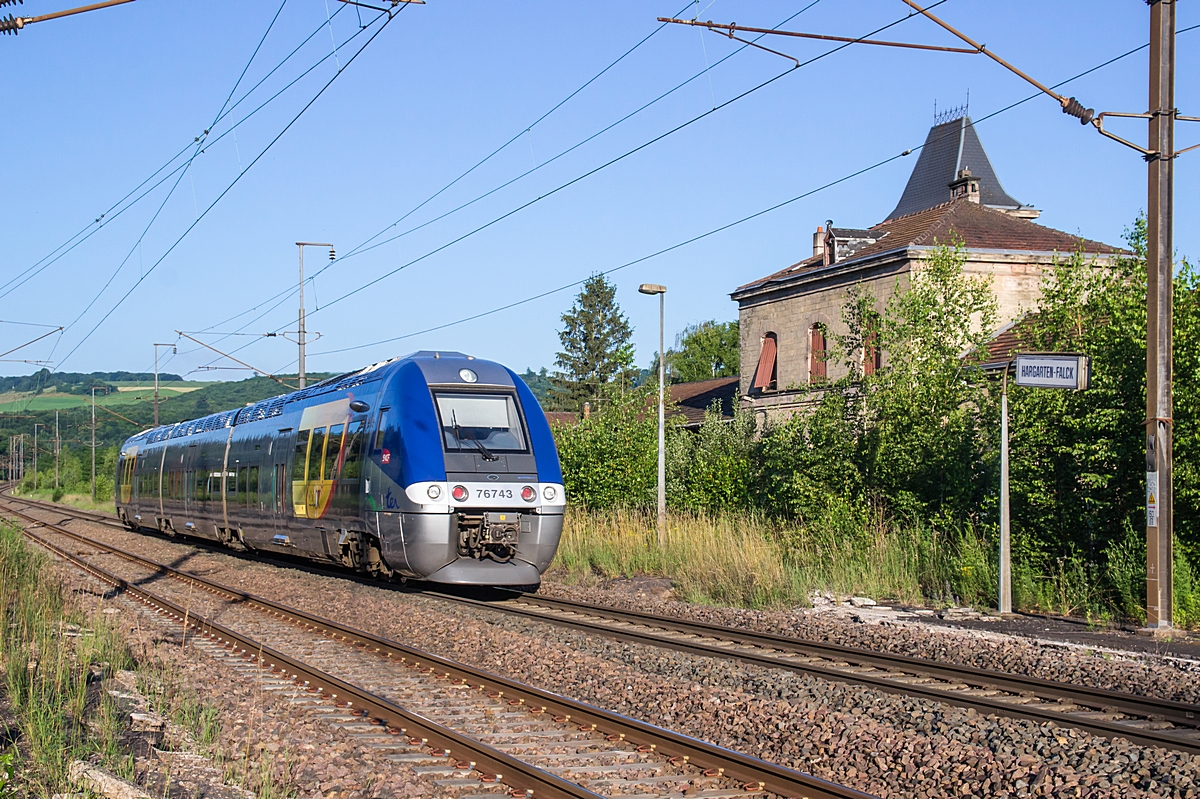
[810,326,827,381]
[752,335,777,390]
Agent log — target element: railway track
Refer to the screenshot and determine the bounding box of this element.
[1,498,874,799]
[8,492,1200,757]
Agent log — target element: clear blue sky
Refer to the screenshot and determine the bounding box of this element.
[3,0,1197,383]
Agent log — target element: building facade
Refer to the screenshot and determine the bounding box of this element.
[730,115,1122,421]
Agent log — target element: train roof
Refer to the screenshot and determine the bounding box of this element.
[123,350,510,447]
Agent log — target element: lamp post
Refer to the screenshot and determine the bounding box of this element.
[638,283,667,549]
[153,342,176,427]
[295,242,335,389]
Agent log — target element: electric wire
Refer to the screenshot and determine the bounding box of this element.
[49,0,290,350]
[309,31,1174,358]
[305,1,941,320]
[187,0,829,349]
[52,6,402,372]
[1,2,347,302]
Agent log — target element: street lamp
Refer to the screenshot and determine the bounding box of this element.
[296,242,335,389]
[638,283,667,549]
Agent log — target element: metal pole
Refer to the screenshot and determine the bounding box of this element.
[999,366,1012,614]
[154,345,160,427]
[55,410,59,490]
[92,387,97,502]
[1145,0,1175,631]
[298,244,306,389]
[657,291,666,550]
[33,424,39,492]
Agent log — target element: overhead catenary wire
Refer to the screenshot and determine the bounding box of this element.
[309,31,1174,360]
[52,6,403,372]
[187,0,829,356]
[47,0,290,354]
[1,2,348,302]
[302,2,941,323]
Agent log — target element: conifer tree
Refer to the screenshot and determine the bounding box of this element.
[550,274,636,410]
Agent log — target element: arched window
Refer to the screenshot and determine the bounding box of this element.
[752,332,778,391]
[809,324,827,383]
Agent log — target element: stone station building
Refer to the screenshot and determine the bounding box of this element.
[730,114,1122,422]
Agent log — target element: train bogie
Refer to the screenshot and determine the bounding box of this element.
[113,352,565,588]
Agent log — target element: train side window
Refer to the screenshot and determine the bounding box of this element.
[324,424,344,481]
[236,467,247,505]
[374,408,389,450]
[342,421,364,481]
[336,421,364,515]
[308,427,327,483]
[290,430,310,515]
[248,466,258,506]
[291,430,310,485]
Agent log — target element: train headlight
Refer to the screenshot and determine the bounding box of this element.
[426,485,442,500]
[521,485,536,502]
[451,484,468,502]
[543,486,557,501]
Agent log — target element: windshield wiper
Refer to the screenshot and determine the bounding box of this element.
[451,410,498,461]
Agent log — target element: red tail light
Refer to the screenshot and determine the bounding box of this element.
[451,485,468,502]
[521,485,535,502]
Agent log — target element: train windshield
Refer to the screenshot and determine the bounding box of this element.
[434,393,528,454]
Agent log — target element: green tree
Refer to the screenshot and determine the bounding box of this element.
[551,385,656,509]
[550,274,636,410]
[665,320,740,383]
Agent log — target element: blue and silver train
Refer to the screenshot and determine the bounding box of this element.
[114,351,565,587]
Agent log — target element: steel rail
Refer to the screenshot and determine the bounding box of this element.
[12,520,601,799]
[433,592,1200,753]
[1,501,876,799]
[11,493,1200,754]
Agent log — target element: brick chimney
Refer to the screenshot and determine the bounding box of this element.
[948,166,981,203]
[812,225,825,259]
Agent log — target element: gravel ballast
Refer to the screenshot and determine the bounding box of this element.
[11,503,1200,798]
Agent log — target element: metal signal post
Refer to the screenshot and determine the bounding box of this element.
[296,242,335,390]
[667,0,1195,627]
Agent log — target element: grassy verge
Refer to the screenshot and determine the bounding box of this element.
[553,507,1200,629]
[8,487,115,515]
[0,520,135,794]
[553,506,992,610]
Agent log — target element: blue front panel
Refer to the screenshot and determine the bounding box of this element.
[387,360,446,486]
[507,367,562,484]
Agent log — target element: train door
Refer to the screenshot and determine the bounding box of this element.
[272,430,290,535]
[118,447,137,504]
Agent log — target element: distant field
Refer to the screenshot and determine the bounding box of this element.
[109,381,205,390]
[0,386,194,412]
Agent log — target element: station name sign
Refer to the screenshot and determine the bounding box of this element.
[1013,355,1090,390]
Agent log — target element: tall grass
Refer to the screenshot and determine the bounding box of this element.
[0,521,134,794]
[553,506,995,609]
[555,507,1200,628]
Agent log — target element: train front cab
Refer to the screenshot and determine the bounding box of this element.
[370,357,565,587]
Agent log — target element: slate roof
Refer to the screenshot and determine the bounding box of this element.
[978,315,1040,370]
[544,411,580,426]
[733,200,1122,297]
[886,116,1026,221]
[667,377,739,427]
